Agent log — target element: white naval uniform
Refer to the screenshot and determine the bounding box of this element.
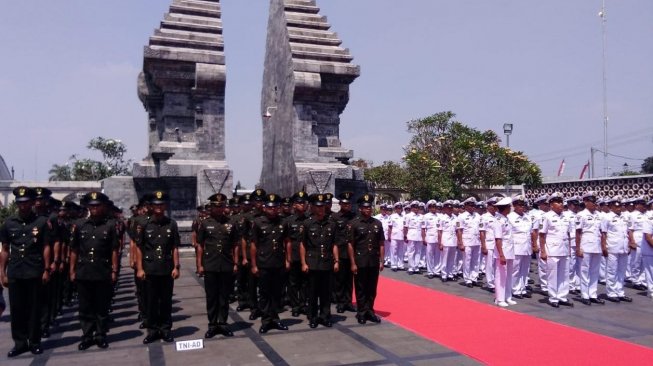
[457,211,481,284]
[508,212,535,295]
[564,210,580,291]
[438,214,458,279]
[480,212,498,288]
[530,209,547,289]
[540,210,574,304]
[577,208,603,300]
[388,212,405,269]
[627,210,647,286]
[598,210,610,282]
[641,215,653,299]
[405,212,425,273]
[601,212,629,299]
[376,212,391,266]
[494,213,514,304]
[423,212,441,276]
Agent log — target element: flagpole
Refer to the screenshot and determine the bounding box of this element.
[600,0,609,176]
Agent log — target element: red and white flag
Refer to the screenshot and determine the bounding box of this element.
[579,161,590,179]
[557,159,566,176]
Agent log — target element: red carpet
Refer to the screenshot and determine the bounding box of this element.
[375,276,653,365]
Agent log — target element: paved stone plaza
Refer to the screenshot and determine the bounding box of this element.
[1,251,651,365]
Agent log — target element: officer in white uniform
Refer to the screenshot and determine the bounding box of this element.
[476,201,487,275]
[480,197,499,290]
[539,192,574,307]
[530,195,549,293]
[387,203,405,271]
[564,196,582,293]
[423,200,441,279]
[509,195,537,298]
[642,200,653,300]
[493,197,515,307]
[576,191,605,305]
[457,197,482,287]
[601,196,634,302]
[404,201,425,274]
[375,204,392,267]
[438,201,458,282]
[627,197,648,290]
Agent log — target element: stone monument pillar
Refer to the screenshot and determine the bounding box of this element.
[260,0,367,197]
[134,0,232,242]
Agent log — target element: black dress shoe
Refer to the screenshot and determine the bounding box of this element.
[580,298,591,306]
[366,313,382,323]
[42,329,51,338]
[236,305,247,312]
[96,338,109,349]
[7,346,29,358]
[512,294,523,299]
[344,304,357,312]
[30,345,43,355]
[143,333,159,344]
[606,297,620,303]
[633,284,647,291]
[465,282,473,288]
[219,326,234,337]
[291,311,300,317]
[272,321,288,331]
[548,301,559,308]
[259,324,269,334]
[161,333,174,343]
[522,292,532,298]
[590,298,605,305]
[559,300,574,307]
[322,320,333,327]
[205,329,217,339]
[308,322,318,329]
[336,306,345,314]
[619,296,633,302]
[249,311,260,320]
[356,316,366,325]
[139,322,146,329]
[78,339,94,351]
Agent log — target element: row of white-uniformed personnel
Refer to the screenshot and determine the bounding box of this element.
[374,192,653,307]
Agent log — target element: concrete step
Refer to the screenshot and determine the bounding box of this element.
[165,13,222,27]
[284,2,320,15]
[286,17,330,31]
[177,0,221,12]
[291,48,353,63]
[155,28,221,43]
[289,33,341,46]
[290,42,349,56]
[170,3,221,18]
[161,19,222,34]
[293,59,360,76]
[145,45,225,64]
[149,36,224,52]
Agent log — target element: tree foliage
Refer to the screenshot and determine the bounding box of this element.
[403,112,542,199]
[642,156,653,174]
[49,137,131,181]
[362,111,543,200]
[0,202,17,226]
[364,161,409,190]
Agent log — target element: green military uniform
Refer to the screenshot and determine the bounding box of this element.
[285,191,309,316]
[301,193,338,327]
[234,194,253,311]
[348,193,385,324]
[69,192,119,350]
[245,189,267,320]
[136,191,180,343]
[251,193,289,333]
[331,191,357,313]
[197,193,239,338]
[0,187,51,357]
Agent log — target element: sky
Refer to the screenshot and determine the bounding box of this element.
[1,0,651,188]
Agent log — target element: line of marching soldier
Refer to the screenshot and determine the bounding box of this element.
[374,192,653,308]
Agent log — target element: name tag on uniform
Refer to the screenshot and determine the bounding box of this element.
[176,339,204,351]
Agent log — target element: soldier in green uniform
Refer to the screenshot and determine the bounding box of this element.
[250,193,290,333]
[196,193,239,339]
[300,193,339,328]
[0,187,51,357]
[69,192,120,350]
[348,193,385,325]
[332,191,357,313]
[235,194,254,312]
[128,195,152,328]
[246,189,267,320]
[285,191,309,317]
[60,201,80,308]
[135,191,180,344]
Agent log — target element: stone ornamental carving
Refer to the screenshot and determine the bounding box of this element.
[133,0,232,243]
[260,0,369,197]
[525,175,653,200]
